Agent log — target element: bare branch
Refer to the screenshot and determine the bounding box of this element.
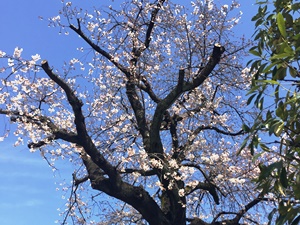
[69,19,130,76]
[183,163,222,205]
[144,0,166,50]
[137,75,161,103]
[211,194,265,224]
[72,173,89,186]
[120,168,156,176]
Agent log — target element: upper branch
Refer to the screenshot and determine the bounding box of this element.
[131,0,165,59]
[183,125,244,154]
[0,108,79,147]
[137,76,161,103]
[41,60,117,180]
[144,0,166,50]
[41,60,87,138]
[195,126,244,137]
[150,44,225,154]
[69,19,130,76]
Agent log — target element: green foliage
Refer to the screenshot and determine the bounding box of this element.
[245,0,300,223]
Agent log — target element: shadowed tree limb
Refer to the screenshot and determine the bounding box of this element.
[69,20,130,77]
[40,60,171,225]
[187,195,267,225]
[80,150,172,225]
[150,44,226,156]
[186,194,265,225]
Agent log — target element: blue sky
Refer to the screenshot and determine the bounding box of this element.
[0,1,256,224]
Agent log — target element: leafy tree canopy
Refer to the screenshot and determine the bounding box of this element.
[246,0,300,224]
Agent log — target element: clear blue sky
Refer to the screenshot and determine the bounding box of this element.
[0,1,256,224]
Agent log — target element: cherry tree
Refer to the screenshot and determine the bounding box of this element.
[0,0,268,224]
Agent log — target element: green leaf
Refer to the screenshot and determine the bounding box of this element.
[275,85,280,103]
[256,80,279,85]
[242,124,250,132]
[290,66,299,78]
[277,12,287,38]
[270,52,292,60]
[275,180,286,196]
[247,93,257,105]
[249,49,261,57]
[238,139,248,155]
[276,101,284,117]
[280,167,288,188]
[262,62,277,73]
[274,121,285,136]
[274,66,287,80]
[260,143,270,152]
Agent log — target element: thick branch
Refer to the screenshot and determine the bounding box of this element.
[126,81,150,151]
[40,61,169,225]
[185,181,220,205]
[137,76,161,103]
[41,61,86,137]
[120,168,156,176]
[41,60,118,181]
[196,126,244,137]
[183,125,244,155]
[81,151,171,225]
[144,0,165,50]
[150,44,225,155]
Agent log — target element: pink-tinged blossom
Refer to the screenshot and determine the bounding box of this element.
[0,50,6,57]
[31,54,41,62]
[13,47,23,58]
[178,188,185,197]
